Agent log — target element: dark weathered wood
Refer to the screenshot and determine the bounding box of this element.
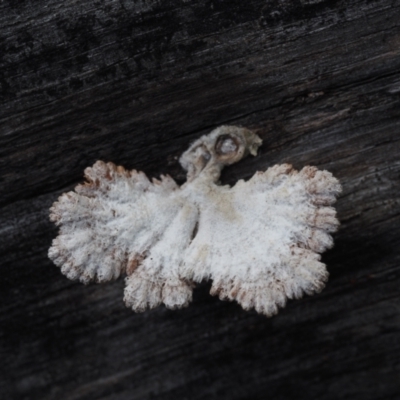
[1,0,400,399]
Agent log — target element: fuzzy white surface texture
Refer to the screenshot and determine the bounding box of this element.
[49,126,342,316]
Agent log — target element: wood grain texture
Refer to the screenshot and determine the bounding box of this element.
[1,0,400,399]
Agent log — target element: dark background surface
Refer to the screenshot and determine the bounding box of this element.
[1,0,400,399]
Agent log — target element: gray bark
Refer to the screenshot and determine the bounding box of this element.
[1,0,400,399]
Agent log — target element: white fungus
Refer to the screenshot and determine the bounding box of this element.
[49,126,341,316]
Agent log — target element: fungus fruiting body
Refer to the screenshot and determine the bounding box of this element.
[49,126,341,316]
